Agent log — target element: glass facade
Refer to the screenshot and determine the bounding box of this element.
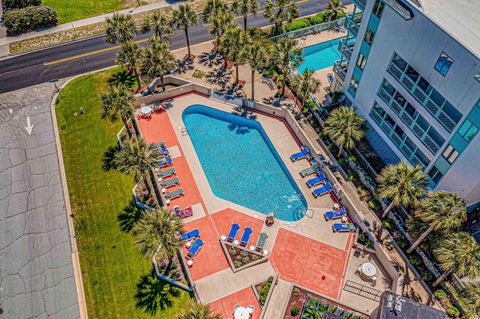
[434,52,454,76]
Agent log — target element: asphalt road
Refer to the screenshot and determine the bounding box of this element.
[0,0,350,94]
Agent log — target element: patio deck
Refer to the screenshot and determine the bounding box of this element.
[208,287,261,319]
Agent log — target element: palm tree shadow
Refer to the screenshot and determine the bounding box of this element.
[108,69,136,87]
[227,105,258,134]
[174,59,194,74]
[118,199,144,233]
[135,268,181,315]
[102,145,120,171]
[198,51,223,67]
[206,67,231,87]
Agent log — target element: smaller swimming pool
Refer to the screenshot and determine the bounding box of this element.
[296,38,342,74]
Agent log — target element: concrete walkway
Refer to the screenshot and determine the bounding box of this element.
[263,279,292,318]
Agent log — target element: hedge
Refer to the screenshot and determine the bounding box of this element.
[4,6,58,35]
[285,18,311,32]
[3,0,41,10]
[310,12,326,24]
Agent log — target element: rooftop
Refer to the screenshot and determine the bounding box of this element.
[409,0,480,59]
[378,292,447,319]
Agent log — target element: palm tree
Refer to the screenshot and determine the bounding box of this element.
[407,191,467,254]
[433,232,480,286]
[202,0,228,23]
[172,4,198,58]
[105,13,136,44]
[218,25,248,82]
[459,282,480,319]
[295,68,319,107]
[141,11,172,41]
[273,37,303,99]
[116,41,142,90]
[323,106,365,158]
[244,39,271,100]
[141,36,176,91]
[177,301,221,319]
[376,162,427,218]
[101,84,135,138]
[209,10,234,44]
[264,0,299,34]
[232,0,259,31]
[132,209,184,261]
[114,138,162,182]
[325,0,346,21]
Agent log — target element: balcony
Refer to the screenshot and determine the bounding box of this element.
[338,38,356,60]
[333,60,349,81]
[344,12,363,35]
[352,0,367,11]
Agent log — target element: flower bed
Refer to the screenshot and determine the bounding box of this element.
[255,276,275,307]
[227,245,263,269]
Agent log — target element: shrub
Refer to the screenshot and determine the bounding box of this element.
[336,12,347,18]
[285,18,311,32]
[421,270,433,282]
[348,155,357,162]
[4,5,58,35]
[192,69,206,79]
[408,255,422,267]
[434,289,447,300]
[396,237,408,249]
[338,157,346,167]
[447,306,461,318]
[2,0,40,10]
[292,288,300,297]
[291,306,300,316]
[259,277,274,305]
[382,218,395,231]
[310,12,326,24]
[348,172,356,182]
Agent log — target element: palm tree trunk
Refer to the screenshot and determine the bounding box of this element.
[133,67,141,90]
[184,28,191,58]
[381,202,395,219]
[337,144,344,159]
[407,225,434,254]
[161,75,166,91]
[235,63,239,84]
[433,268,453,287]
[251,69,255,100]
[243,15,248,31]
[121,116,132,139]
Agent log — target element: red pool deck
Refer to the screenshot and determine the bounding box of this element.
[211,209,265,247]
[209,287,261,319]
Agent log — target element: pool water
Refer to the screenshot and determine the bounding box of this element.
[183,105,308,221]
[296,38,342,74]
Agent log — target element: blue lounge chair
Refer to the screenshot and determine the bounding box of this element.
[312,182,332,198]
[158,157,173,167]
[290,146,309,161]
[324,207,347,220]
[159,177,179,188]
[255,232,268,253]
[306,172,326,187]
[332,223,356,232]
[186,238,204,259]
[181,228,200,241]
[158,167,176,178]
[166,188,184,199]
[240,227,253,247]
[227,223,240,242]
[300,162,319,177]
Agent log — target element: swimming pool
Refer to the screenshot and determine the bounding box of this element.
[183,105,308,221]
[296,38,342,74]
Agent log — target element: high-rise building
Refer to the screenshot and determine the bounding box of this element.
[333,0,480,210]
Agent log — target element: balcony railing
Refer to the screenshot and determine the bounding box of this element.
[352,0,367,11]
[344,12,363,35]
[338,38,356,60]
[333,60,348,81]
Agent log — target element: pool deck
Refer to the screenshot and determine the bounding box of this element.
[137,93,388,318]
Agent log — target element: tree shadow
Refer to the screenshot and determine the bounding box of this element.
[108,69,136,87]
[134,268,181,315]
[173,59,194,74]
[102,145,120,171]
[118,199,144,233]
[206,67,231,88]
[198,51,223,68]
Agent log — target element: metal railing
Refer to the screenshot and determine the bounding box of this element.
[338,37,355,60]
[333,60,348,81]
[344,12,363,35]
[270,18,345,41]
[352,0,367,11]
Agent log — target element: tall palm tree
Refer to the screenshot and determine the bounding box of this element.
[325,0,346,21]
[101,84,135,138]
[232,0,259,31]
[141,36,176,91]
[177,301,221,319]
[273,37,303,99]
[459,282,480,319]
[218,25,248,82]
[209,10,234,44]
[172,4,198,58]
[132,209,184,261]
[244,39,271,100]
[433,232,480,286]
[264,0,299,34]
[323,106,365,158]
[295,68,319,107]
[105,13,136,44]
[116,41,142,90]
[202,0,228,23]
[407,191,467,253]
[141,11,172,41]
[376,162,427,218]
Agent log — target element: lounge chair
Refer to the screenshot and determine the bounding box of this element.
[152,141,166,149]
[158,167,176,178]
[306,172,326,187]
[324,207,347,220]
[186,238,204,259]
[240,227,253,247]
[300,162,319,177]
[226,223,240,242]
[290,146,309,161]
[332,223,356,232]
[175,206,193,219]
[159,177,179,188]
[158,157,172,168]
[312,181,333,198]
[181,228,200,241]
[165,188,184,199]
[255,232,268,253]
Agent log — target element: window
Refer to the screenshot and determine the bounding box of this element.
[434,52,454,76]
[356,53,367,70]
[349,75,359,93]
[373,0,385,17]
[382,80,395,96]
[392,54,407,71]
[458,120,479,142]
[442,145,459,164]
[405,66,419,82]
[364,28,375,45]
[428,166,443,184]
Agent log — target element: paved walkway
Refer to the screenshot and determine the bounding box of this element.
[263,279,292,318]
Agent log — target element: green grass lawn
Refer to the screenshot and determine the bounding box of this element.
[56,68,191,318]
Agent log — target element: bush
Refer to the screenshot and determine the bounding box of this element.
[382,218,395,231]
[408,255,422,267]
[447,306,461,318]
[421,270,433,282]
[434,289,447,300]
[336,12,347,18]
[291,306,300,316]
[259,276,274,305]
[338,157,346,167]
[2,0,40,10]
[368,200,379,210]
[348,155,357,162]
[310,12,326,24]
[285,18,311,32]
[4,5,58,35]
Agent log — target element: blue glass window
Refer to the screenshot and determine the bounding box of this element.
[458,120,479,142]
[434,52,453,76]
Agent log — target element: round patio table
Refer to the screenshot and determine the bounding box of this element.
[140,106,153,116]
[361,262,377,277]
[234,307,249,319]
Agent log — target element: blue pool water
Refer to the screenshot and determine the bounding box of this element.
[183,105,308,221]
[296,38,342,74]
